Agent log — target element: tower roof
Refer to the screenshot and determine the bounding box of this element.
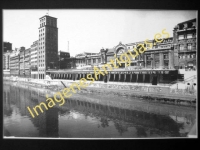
[39,15,57,19]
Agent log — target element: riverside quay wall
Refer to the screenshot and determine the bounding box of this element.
[4,76,196,104]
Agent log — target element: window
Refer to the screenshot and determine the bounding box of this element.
[146,61,151,67]
[179,45,184,51]
[187,44,192,50]
[163,53,169,59]
[155,60,159,68]
[164,60,169,68]
[178,35,184,40]
[146,55,151,60]
[187,34,192,39]
[154,54,159,60]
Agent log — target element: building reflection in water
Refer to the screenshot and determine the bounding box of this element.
[4,83,59,137]
[3,81,196,138]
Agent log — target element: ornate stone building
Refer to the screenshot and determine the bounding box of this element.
[173,18,196,70]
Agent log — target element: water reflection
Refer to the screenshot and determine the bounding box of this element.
[3,81,196,138]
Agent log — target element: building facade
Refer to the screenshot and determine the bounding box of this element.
[38,15,58,79]
[3,42,12,52]
[30,40,39,79]
[24,48,31,77]
[3,52,10,70]
[19,47,25,77]
[10,48,22,76]
[58,50,70,69]
[173,18,196,70]
[75,52,101,69]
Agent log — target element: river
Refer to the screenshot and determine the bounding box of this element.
[3,81,196,138]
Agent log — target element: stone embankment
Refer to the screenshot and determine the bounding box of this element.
[4,77,196,107]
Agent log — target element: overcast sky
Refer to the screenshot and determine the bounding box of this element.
[3,9,197,56]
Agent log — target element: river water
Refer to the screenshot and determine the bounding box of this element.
[3,81,196,138]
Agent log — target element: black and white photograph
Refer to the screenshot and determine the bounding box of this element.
[3,9,197,139]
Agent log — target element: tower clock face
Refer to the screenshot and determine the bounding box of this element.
[118,49,125,54]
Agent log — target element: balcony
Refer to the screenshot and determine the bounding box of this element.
[176,28,196,32]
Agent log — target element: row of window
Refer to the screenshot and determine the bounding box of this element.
[39,41,45,45]
[39,51,45,54]
[178,33,196,40]
[40,18,45,22]
[39,37,45,41]
[40,22,45,27]
[38,63,45,67]
[39,74,45,79]
[38,69,45,72]
[39,55,45,58]
[87,58,101,64]
[39,33,45,37]
[39,46,45,50]
[39,28,45,32]
[40,20,56,28]
[179,43,195,50]
[159,45,170,48]
[179,54,196,59]
[127,44,154,50]
[146,60,169,67]
[177,22,195,30]
[47,51,57,54]
[146,53,169,60]
[39,41,57,47]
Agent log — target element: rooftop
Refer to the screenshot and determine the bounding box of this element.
[39,15,57,20]
[177,18,196,25]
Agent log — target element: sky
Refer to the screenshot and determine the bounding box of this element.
[3,9,197,57]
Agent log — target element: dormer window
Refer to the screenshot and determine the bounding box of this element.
[183,23,188,29]
[178,24,184,30]
[192,22,196,28]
